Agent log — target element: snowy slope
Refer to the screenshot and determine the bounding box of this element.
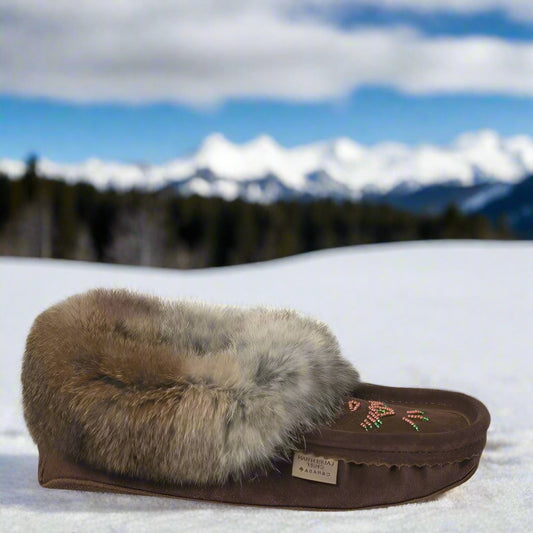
[1,241,532,532]
[1,131,532,200]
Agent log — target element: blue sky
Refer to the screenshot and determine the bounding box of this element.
[1,1,532,163]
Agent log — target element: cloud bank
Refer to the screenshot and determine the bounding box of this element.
[0,0,532,105]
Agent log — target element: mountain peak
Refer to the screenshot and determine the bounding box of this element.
[454,129,503,151]
[197,132,235,153]
[244,134,281,153]
[328,137,364,160]
[1,130,532,199]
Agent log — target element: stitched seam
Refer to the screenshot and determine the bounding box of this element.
[366,398,454,408]
[339,453,482,467]
[311,438,486,455]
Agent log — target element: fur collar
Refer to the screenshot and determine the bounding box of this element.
[22,289,359,484]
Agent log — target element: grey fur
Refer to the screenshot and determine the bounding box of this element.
[22,289,359,485]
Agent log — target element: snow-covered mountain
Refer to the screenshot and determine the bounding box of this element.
[1,130,533,203]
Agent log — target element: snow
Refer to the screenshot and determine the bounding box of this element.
[1,241,532,532]
[0,159,25,177]
[461,183,513,212]
[2,130,532,198]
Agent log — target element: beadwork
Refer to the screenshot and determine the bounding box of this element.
[360,400,395,431]
[353,402,431,432]
[402,410,430,431]
[351,400,431,432]
[347,399,361,412]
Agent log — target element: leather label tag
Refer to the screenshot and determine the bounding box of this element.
[291,451,338,485]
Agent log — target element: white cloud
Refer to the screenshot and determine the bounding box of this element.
[0,1,532,105]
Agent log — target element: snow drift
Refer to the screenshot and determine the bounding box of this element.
[1,241,532,531]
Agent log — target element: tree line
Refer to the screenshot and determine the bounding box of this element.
[0,157,510,268]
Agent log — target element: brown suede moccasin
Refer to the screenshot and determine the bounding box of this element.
[22,289,490,510]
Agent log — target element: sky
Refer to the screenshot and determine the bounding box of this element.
[0,0,532,163]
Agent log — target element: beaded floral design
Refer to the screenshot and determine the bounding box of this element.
[359,400,395,431]
[401,410,430,432]
[347,399,431,432]
[347,399,361,412]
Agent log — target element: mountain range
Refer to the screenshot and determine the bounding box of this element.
[1,130,532,235]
